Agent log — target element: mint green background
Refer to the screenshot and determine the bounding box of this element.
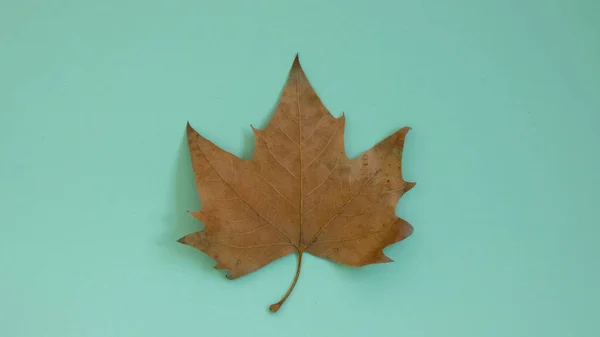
[1,0,599,336]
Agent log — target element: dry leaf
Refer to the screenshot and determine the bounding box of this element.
[179,55,415,312]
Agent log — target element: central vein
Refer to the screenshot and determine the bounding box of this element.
[296,72,303,249]
[269,66,306,313]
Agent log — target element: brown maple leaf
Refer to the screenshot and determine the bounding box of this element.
[179,55,415,312]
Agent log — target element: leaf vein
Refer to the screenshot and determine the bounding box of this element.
[301,115,325,145]
[305,170,380,247]
[205,240,292,250]
[276,118,299,146]
[309,229,386,245]
[252,172,298,209]
[230,224,270,236]
[305,148,342,197]
[256,135,300,180]
[302,121,342,171]
[193,141,294,244]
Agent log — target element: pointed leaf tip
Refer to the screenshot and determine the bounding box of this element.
[380,255,394,263]
[292,54,301,69]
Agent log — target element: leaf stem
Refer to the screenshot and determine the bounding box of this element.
[269,249,303,313]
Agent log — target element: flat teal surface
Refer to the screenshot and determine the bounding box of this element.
[1,0,599,336]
